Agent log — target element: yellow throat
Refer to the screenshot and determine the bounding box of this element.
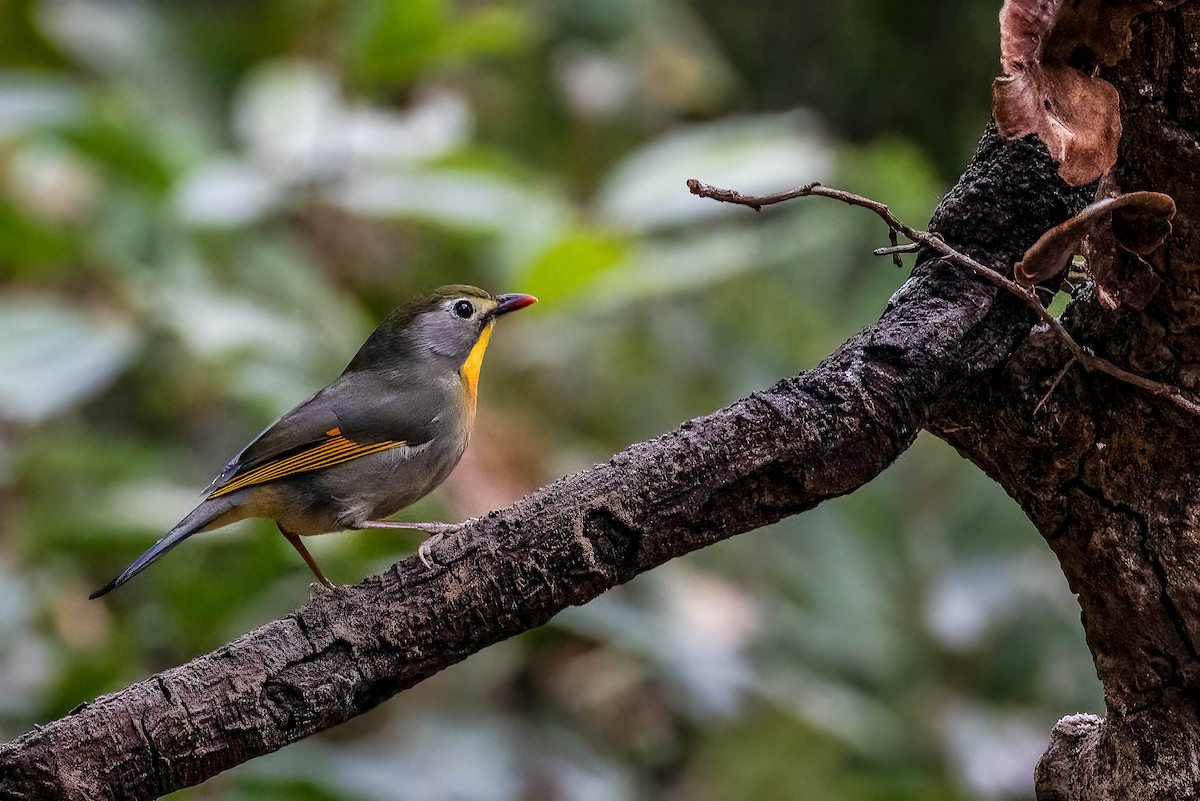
[459,321,494,414]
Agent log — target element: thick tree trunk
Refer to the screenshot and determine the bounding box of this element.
[932,7,1200,800]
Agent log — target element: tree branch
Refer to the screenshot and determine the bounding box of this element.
[687,179,1200,417]
[0,127,1092,800]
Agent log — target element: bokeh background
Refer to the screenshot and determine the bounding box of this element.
[0,1,1102,799]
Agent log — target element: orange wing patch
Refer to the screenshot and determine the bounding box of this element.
[209,433,405,498]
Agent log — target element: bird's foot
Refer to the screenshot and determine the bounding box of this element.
[417,533,447,570]
[356,519,472,569]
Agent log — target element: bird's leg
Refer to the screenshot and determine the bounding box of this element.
[279,524,334,590]
[357,520,463,535]
[355,519,469,569]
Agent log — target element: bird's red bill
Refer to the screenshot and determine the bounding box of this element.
[493,293,537,316]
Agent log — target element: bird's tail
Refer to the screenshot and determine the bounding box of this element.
[89,497,237,599]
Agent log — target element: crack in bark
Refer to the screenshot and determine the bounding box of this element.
[1067,475,1199,669]
[135,715,164,798]
[153,676,172,706]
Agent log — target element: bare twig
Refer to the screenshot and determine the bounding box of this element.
[886,229,902,267]
[874,242,921,257]
[686,178,1200,418]
[1035,357,1078,415]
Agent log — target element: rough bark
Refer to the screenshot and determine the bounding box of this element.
[11,6,1200,799]
[929,7,1200,801]
[0,127,1091,800]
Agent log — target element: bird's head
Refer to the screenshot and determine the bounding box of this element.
[347,285,537,382]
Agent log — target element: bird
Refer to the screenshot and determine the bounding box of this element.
[90,284,537,599]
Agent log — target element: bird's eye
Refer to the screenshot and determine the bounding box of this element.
[453,300,474,319]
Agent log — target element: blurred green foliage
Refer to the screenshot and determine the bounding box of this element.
[0,1,1100,799]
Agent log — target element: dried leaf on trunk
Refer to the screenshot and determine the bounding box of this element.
[1089,190,1171,309]
[1110,191,1176,254]
[1015,191,1175,309]
[1016,197,1114,286]
[1085,221,1165,311]
[992,0,1189,185]
[993,67,1120,186]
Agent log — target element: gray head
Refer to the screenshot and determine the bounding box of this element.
[345,285,536,377]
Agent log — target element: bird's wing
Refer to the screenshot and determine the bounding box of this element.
[204,372,440,499]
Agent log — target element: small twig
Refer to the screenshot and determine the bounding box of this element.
[686,179,926,239]
[874,242,921,257]
[876,240,918,268]
[1035,358,1078,415]
[687,178,1200,418]
[886,229,902,267]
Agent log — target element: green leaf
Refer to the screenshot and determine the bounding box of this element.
[0,202,78,271]
[518,228,627,305]
[344,0,448,86]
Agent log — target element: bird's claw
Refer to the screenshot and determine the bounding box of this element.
[417,534,444,570]
[415,521,473,569]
